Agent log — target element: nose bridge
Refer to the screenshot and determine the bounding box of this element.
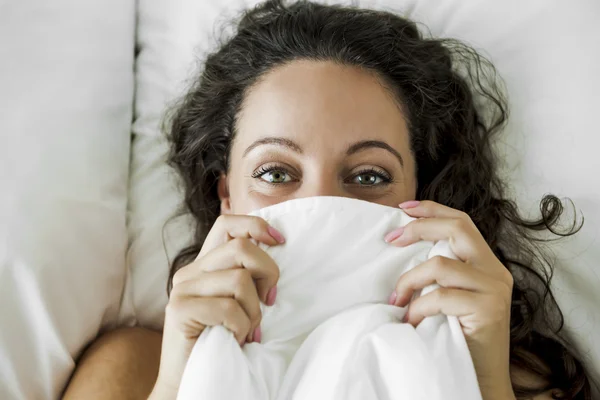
[299,165,346,199]
[306,182,342,198]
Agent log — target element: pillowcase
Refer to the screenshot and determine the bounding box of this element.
[0,1,134,398]
[126,0,600,389]
[117,0,209,328]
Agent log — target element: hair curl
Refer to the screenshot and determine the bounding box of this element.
[166,1,594,397]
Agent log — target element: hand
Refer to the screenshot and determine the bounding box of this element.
[151,215,284,398]
[385,200,515,399]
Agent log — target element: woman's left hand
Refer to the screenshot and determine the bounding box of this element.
[385,200,516,400]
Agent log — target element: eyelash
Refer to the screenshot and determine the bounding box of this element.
[251,165,296,185]
[251,165,394,187]
[348,167,394,187]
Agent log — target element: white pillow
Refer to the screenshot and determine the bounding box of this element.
[0,1,134,399]
[117,0,208,329]
[127,0,600,388]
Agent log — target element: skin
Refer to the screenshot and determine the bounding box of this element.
[222,60,417,214]
[64,61,555,400]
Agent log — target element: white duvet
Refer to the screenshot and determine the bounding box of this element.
[177,196,482,399]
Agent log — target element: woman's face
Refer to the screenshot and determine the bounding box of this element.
[219,60,417,215]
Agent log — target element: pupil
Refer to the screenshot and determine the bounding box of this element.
[360,174,376,184]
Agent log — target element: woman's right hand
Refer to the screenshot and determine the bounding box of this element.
[150,215,285,398]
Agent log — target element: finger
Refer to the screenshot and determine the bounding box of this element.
[204,238,280,302]
[399,200,470,220]
[171,268,262,342]
[386,217,488,263]
[166,297,252,345]
[199,215,285,259]
[391,256,497,307]
[404,287,480,327]
[174,238,280,303]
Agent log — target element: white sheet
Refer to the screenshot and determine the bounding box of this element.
[177,197,482,400]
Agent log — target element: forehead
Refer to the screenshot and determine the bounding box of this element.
[234,60,410,154]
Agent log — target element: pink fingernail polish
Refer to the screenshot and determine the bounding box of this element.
[266,286,277,306]
[388,291,397,305]
[268,226,286,244]
[384,227,404,243]
[399,200,420,209]
[253,326,262,343]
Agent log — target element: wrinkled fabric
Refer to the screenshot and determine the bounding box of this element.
[178,197,481,400]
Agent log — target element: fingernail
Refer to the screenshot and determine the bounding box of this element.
[399,200,420,209]
[266,286,277,306]
[268,226,286,244]
[403,310,409,323]
[388,291,397,306]
[384,227,404,243]
[253,326,262,343]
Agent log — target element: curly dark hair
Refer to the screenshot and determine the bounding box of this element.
[166,0,595,398]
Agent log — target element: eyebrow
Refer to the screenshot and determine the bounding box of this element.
[243,137,404,167]
[243,137,303,157]
[347,140,404,167]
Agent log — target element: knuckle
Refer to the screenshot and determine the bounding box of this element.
[432,255,449,272]
[433,288,448,302]
[169,283,183,299]
[164,300,176,315]
[221,298,240,319]
[250,215,269,231]
[270,261,281,281]
[215,214,228,227]
[171,270,184,287]
[229,311,251,336]
[165,298,183,319]
[453,217,468,231]
[250,309,263,326]
[403,221,415,236]
[239,316,252,335]
[232,268,252,288]
[420,200,433,209]
[230,237,252,253]
[457,210,471,222]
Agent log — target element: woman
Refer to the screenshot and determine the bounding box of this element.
[64,1,594,399]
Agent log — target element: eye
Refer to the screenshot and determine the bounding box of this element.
[252,166,293,184]
[354,173,382,185]
[348,168,392,186]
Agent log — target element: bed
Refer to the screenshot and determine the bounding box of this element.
[0,0,598,398]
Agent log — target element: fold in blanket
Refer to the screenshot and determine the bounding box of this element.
[177,196,482,400]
